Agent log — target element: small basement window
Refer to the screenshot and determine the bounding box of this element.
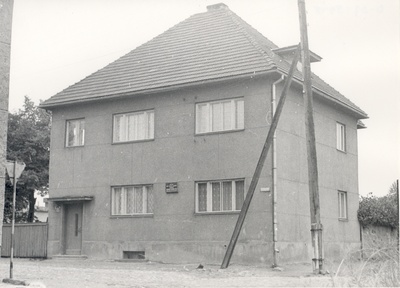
[123,251,145,260]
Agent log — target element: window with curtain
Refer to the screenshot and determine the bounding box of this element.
[113,110,154,143]
[66,119,85,147]
[112,185,154,215]
[196,98,244,134]
[195,179,245,213]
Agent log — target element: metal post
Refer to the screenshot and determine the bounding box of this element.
[10,159,16,279]
[298,0,324,274]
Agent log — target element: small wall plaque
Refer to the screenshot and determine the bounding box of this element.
[166,182,178,193]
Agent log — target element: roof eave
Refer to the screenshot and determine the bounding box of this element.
[39,69,278,110]
[275,69,368,120]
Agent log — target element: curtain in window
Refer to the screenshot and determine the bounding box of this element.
[146,186,154,213]
[113,188,122,215]
[235,180,244,210]
[67,120,84,146]
[198,183,207,212]
[235,100,244,129]
[134,186,143,213]
[147,112,154,139]
[212,182,221,211]
[223,101,232,130]
[125,187,134,214]
[222,181,232,211]
[211,103,222,132]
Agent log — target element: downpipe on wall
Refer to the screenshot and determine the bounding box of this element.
[271,75,285,267]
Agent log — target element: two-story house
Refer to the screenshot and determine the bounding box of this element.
[40,3,367,264]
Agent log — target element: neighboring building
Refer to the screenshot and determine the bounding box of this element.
[41,4,367,264]
[34,192,49,223]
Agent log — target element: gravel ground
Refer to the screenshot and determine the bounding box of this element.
[0,258,342,287]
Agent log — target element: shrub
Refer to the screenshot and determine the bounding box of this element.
[358,182,398,229]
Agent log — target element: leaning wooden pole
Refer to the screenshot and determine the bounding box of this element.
[298,0,324,274]
[221,45,301,269]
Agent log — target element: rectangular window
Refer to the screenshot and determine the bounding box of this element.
[113,110,154,143]
[111,185,154,215]
[66,119,85,147]
[196,179,245,213]
[338,191,347,219]
[336,122,346,152]
[196,98,244,134]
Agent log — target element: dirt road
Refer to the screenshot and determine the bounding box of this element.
[0,258,340,287]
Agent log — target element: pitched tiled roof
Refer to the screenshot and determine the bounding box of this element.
[40,3,367,118]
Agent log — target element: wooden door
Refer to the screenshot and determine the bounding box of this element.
[64,203,83,255]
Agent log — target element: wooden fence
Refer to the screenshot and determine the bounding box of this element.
[1,223,48,258]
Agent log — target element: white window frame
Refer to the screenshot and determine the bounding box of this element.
[336,122,346,152]
[111,185,154,216]
[113,110,154,143]
[338,191,348,220]
[66,119,85,147]
[195,179,245,213]
[195,98,244,134]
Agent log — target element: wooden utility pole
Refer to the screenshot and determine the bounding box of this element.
[397,179,399,266]
[221,45,301,269]
[298,0,324,274]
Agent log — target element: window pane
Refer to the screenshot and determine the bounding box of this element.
[67,121,77,146]
[114,111,154,142]
[113,188,122,215]
[114,115,123,142]
[236,100,244,129]
[212,182,221,211]
[78,121,85,145]
[134,187,143,213]
[196,104,208,133]
[146,185,154,213]
[222,182,232,211]
[198,183,207,212]
[126,187,134,214]
[211,103,222,132]
[223,101,232,130]
[147,111,154,139]
[337,123,345,151]
[235,180,245,210]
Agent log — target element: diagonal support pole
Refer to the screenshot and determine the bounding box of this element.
[221,45,301,269]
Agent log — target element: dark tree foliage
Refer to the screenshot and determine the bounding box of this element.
[358,181,399,229]
[4,96,51,223]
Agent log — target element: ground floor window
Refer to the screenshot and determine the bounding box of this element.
[196,179,245,213]
[112,185,154,215]
[338,191,347,220]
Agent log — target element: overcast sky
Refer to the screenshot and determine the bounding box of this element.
[8,0,400,196]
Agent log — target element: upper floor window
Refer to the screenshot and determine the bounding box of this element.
[196,98,244,134]
[338,191,348,220]
[66,119,85,147]
[113,110,154,143]
[196,179,245,213]
[336,122,346,152]
[112,185,154,216]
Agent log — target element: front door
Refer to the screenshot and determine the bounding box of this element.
[64,203,83,255]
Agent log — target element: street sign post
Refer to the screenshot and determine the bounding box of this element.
[5,160,26,279]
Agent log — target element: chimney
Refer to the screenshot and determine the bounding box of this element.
[207,3,229,11]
